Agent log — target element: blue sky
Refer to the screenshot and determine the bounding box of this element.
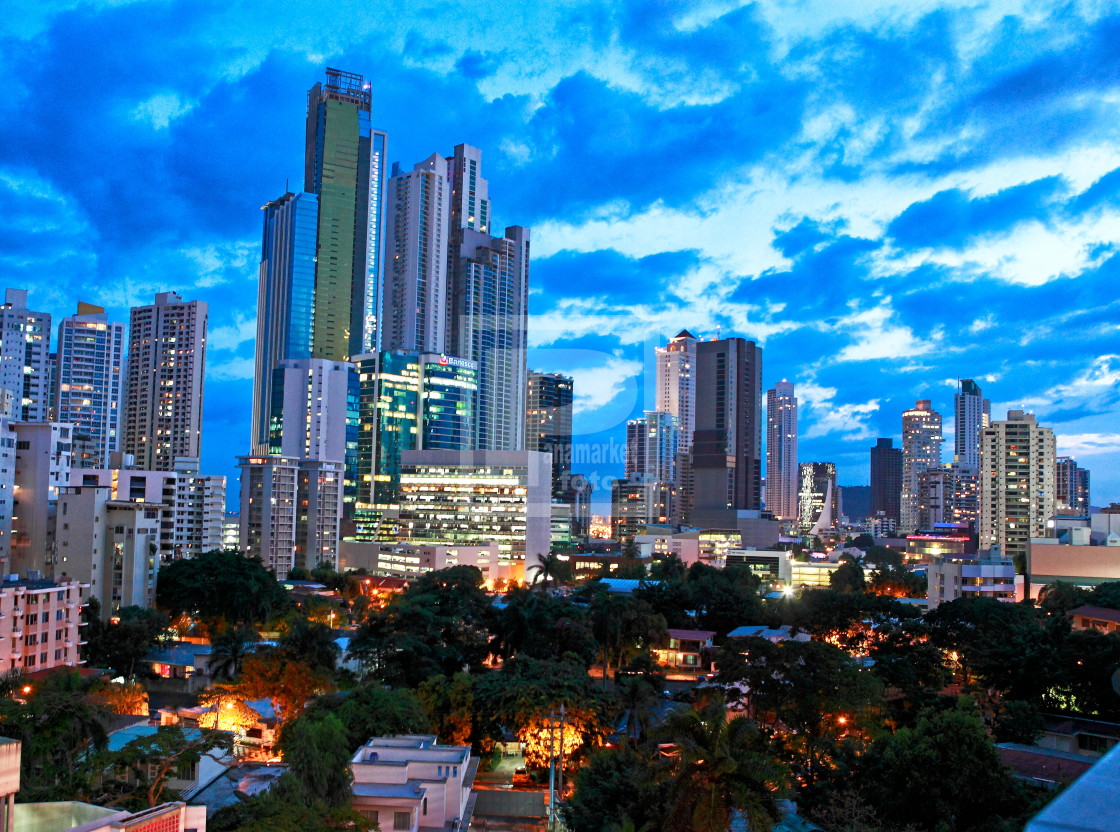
[3,0,1119,511]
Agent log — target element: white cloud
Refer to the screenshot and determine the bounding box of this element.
[209,356,256,381]
[1057,433,1120,457]
[567,355,643,414]
[131,92,195,129]
[208,312,258,352]
[834,302,939,363]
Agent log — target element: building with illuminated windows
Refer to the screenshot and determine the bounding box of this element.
[0,289,51,422]
[765,381,798,521]
[11,422,73,577]
[123,292,208,472]
[979,411,1056,571]
[398,450,551,580]
[55,303,125,469]
[354,351,477,507]
[526,371,574,503]
[610,477,673,541]
[1056,456,1091,514]
[901,399,943,532]
[797,462,838,534]
[954,379,990,470]
[657,330,699,523]
[870,438,902,528]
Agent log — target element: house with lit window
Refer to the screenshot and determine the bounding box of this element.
[652,629,716,673]
[350,735,477,831]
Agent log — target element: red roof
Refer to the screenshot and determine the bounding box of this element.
[997,746,1095,784]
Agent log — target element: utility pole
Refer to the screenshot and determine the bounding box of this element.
[548,709,556,830]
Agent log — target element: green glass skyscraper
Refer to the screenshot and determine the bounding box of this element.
[305,68,388,360]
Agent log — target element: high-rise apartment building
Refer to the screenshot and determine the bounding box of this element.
[917,463,980,530]
[656,330,699,522]
[123,292,207,472]
[252,191,318,452]
[353,351,477,506]
[692,338,763,512]
[979,410,1056,570]
[765,381,798,520]
[0,289,51,422]
[305,68,388,359]
[267,359,354,463]
[526,371,574,503]
[55,303,125,468]
[383,154,451,354]
[1056,456,1090,514]
[954,379,990,469]
[611,477,673,541]
[870,438,902,527]
[901,399,942,532]
[11,422,73,576]
[625,411,679,485]
[798,462,838,534]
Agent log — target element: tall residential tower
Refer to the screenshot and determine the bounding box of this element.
[901,399,942,532]
[765,381,798,520]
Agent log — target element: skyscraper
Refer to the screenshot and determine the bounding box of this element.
[656,330,699,522]
[305,68,388,359]
[625,411,679,485]
[765,380,798,520]
[0,289,51,421]
[869,437,902,528]
[526,371,574,502]
[979,410,1056,569]
[123,292,207,472]
[252,191,318,453]
[692,338,763,512]
[798,462,838,534]
[354,351,477,507]
[382,154,450,354]
[901,399,942,532]
[55,302,125,468]
[1055,456,1090,514]
[954,379,990,469]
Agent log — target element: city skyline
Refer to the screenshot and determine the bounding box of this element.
[2,2,1120,508]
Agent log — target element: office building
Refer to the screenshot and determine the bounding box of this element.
[251,191,318,452]
[657,330,699,523]
[0,420,12,572]
[305,68,388,359]
[625,411,678,485]
[692,337,763,512]
[901,399,942,532]
[55,485,163,612]
[797,462,838,534]
[0,289,51,422]
[569,473,593,540]
[979,411,1056,570]
[611,477,673,542]
[267,358,354,463]
[54,303,125,469]
[526,371,574,503]
[870,438,903,527]
[123,292,208,471]
[398,450,551,579]
[354,351,477,506]
[954,379,990,469]
[1056,457,1091,514]
[765,380,798,520]
[11,422,73,577]
[382,154,451,354]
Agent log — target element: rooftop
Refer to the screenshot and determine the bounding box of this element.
[1070,606,1120,624]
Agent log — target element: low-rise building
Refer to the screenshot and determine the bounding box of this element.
[350,735,477,831]
[339,540,513,583]
[927,549,1016,609]
[0,576,84,674]
[653,629,716,672]
[789,559,842,588]
[1025,528,1120,601]
[1069,605,1120,635]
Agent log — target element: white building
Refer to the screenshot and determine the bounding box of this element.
[927,549,1016,609]
[979,410,1056,569]
[382,155,451,355]
[657,330,699,525]
[339,540,512,583]
[123,292,208,472]
[11,422,73,576]
[625,410,678,485]
[399,450,551,581]
[267,358,353,462]
[350,735,476,831]
[55,486,163,613]
[901,399,943,532]
[0,289,51,423]
[55,302,126,468]
[954,379,990,470]
[765,380,798,521]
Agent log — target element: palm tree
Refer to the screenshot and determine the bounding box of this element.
[655,702,788,832]
[527,552,569,592]
[615,674,660,742]
[209,627,254,681]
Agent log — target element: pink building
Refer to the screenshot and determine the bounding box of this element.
[0,576,84,674]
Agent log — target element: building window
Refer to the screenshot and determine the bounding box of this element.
[393,811,411,830]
